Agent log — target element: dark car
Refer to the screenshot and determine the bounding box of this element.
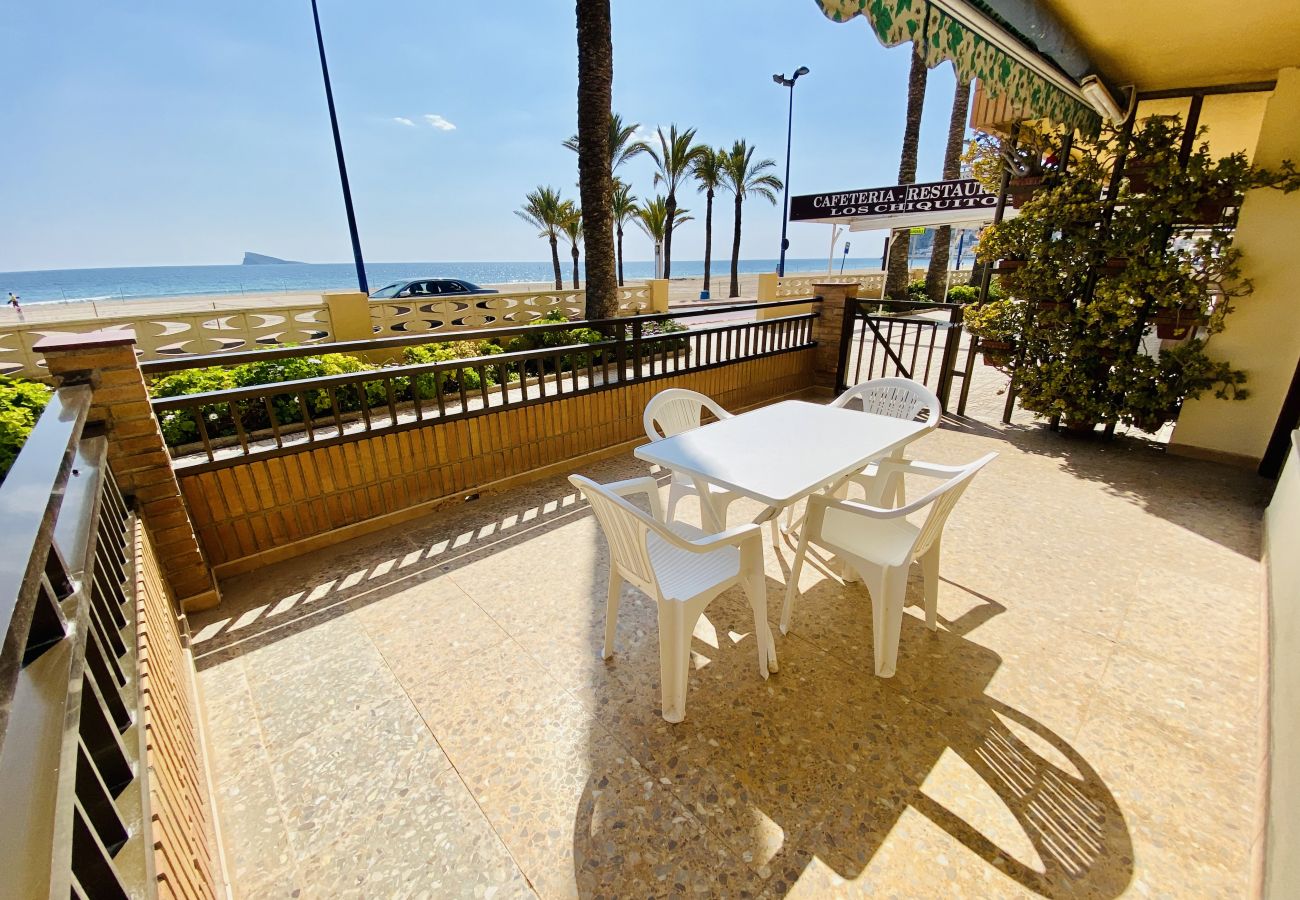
[369,279,498,299]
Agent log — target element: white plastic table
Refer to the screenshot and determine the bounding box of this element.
[634,399,929,532]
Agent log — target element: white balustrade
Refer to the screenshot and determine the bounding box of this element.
[0,304,333,378]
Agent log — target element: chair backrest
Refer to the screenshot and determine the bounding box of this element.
[833,378,942,429]
[569,475,658,592]
[643,388,731,441]
[911,452,997,557]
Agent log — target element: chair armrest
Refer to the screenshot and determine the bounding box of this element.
[873,458,969,480]
[602,476,666,521]
[808,486,951,520]
[685,522,761,551]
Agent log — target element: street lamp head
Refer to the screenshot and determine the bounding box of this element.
[794,66,810,78]
[772,73,787,85]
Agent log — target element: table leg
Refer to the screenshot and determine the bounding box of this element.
[691,476,725,533]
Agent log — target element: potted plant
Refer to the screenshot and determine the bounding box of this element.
[963,299,1024,371]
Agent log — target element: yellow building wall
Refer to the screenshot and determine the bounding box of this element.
[1136,91,1271,160]
[1170,68,1300,466]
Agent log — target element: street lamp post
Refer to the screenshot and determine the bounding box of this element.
[773,65,809,278]
[310,0,369,294]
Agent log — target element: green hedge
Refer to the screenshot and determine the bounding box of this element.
[0,376,51,483]
[148,317,690,450]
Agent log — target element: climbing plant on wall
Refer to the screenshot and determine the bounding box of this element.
[965,117,1299,434]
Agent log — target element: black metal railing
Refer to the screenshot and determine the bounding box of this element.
[0,386,145,898]
[836,298,966,405]
[147,300,819,471]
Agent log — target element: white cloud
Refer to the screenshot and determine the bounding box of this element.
[424,114,457,132]
[392,117,415,127]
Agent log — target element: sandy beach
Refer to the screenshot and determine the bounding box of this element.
[0,273,817,327]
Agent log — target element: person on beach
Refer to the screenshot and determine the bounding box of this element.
[7,292,21,316]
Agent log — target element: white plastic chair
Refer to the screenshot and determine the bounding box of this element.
[570,473,777,723]
[643,388,743,527]
[781,453,996,677]
[832,378,942,506]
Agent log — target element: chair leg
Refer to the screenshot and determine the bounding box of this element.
[866,565,908,678]
[656,601,694,724]
[781,527,812,634]
[919,543,941,631]
[741,572,773,678]
[665,482,683,524]
[602,570,622,659]
[768,517,780,547]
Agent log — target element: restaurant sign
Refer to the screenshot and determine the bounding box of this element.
[790,178,998,223]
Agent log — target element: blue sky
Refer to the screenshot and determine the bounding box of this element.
[1,0,968,272]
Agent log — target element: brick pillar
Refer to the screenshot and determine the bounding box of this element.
[809,282,859,395]
[36,331,221,612]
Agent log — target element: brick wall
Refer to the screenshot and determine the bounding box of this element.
[177,349,816,575]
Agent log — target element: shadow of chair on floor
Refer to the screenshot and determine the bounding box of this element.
[570,567,1134,898]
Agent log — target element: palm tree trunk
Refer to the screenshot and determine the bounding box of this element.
[729,195,743,298]
[926,79,972,302]
[571,246,580,290]
[549,235,563,290]
[575,0,617,319]
[702,188,714,294]
[885,43,928,300]
[663,191,676,280]
[616,224,625,286]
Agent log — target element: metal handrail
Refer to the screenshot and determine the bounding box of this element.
[0,385,91,742]
[151,310,821,469]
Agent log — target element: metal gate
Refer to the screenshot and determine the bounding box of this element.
[835,298,966,406]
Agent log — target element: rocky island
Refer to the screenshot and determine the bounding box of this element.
[242,251,302,265]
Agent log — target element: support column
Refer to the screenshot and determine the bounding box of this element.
[647,279,670,314]
[1171,68,1300,466]
[325,289,393,365]
[36,332,221,612]
[809,282,859,395]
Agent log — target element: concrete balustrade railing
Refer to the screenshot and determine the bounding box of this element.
[755,269,972,319]
[0,281,668,379]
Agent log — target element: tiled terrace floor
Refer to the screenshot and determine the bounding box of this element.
[192,403,1270,898]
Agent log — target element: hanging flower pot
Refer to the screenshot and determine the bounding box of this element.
[1185,191,1235,225]
[1152,303,1208,339]
[979,338,1015,368]
[1124,160,1156,193]
[1100,257,1129,275]
[1031,299,1072,317]
[1007,176,1046,208]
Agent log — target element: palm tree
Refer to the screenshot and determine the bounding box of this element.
[611,181,638,287]
[885,42,929,300]
[721,140,782,298]
[692,147,726,296]
[925,79,972,302]
[516,186,568,290]
[634,195,693,258]
[563,112,649,177]
[559,201,583,290]
[644,124,706,279]
[573,0,617,318]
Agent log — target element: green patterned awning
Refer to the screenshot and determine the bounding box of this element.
[815,0,1101,136]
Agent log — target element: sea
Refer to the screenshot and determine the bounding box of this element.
[0,257,944,306]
